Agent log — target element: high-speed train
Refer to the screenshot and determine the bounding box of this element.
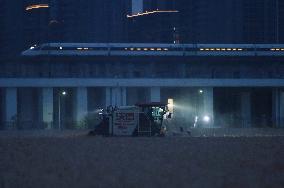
[22,43,284,57]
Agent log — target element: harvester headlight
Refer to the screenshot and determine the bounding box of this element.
[167,98,174,114]
[203,115,210,123]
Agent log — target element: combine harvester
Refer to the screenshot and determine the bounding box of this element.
[89,103,172,137]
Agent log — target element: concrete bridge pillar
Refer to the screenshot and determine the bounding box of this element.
[241,92,251,128]
[105,87,127,107]
[39,88,54,129]
[150,87,161,102]
[273,88,284,128]
[3,88,17,129]
[73,87,88,128]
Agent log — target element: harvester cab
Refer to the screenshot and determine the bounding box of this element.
[135,102,169,136]
[89,102,172,137]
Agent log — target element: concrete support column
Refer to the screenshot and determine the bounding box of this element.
[73,87,88,128]
[202,88,214,127]
[273,89,284,128]
[111,88,117,106]
[241,92,251,128]
[121,87,127,106]
[105,87,111,107]
[39,88,53,129]
[4,88,17,129]
[150,87,161,102]
[105,87,127,107]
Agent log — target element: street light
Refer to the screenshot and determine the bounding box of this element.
[58,90,67,130]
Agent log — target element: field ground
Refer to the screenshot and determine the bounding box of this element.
[0,130,284,188]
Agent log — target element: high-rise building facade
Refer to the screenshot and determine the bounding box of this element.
[177,0,243,43]
[0,0,129,62]
[24,0,51,47]
[24,0,129,44]
[0,0,54,61]
[55,0,129,43]
[0,1,25,61]
[128,0,179,43]
[279,0,284,43]
[0,0,4,62]
[1,0,284,63]
[242,0,278,43]
[129,0,284,44]
[176,0,283,43]
[143,0,176,11]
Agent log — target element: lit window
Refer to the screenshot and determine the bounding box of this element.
[125,48,128,50]
[26,4,49,11]
[237,49,243,51]
[127,10,179,18]
[200,49,204,51]
[227,48,232,51]
[137,48,141,51]
[59,47,63,50]
[157,48,162,51]
[77,48,83,50]
[221,48,226,51]
[84,48,88,50]
[130,48,134,51]
[205,48,210,51]
[144,48,148,51]
[276,49,280,51]
[210,48,214,51]
[232,48,237,51]
[216,48,220,51]
[270,49,275,51]
[150,48,155,51]
[163,48,168,51]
